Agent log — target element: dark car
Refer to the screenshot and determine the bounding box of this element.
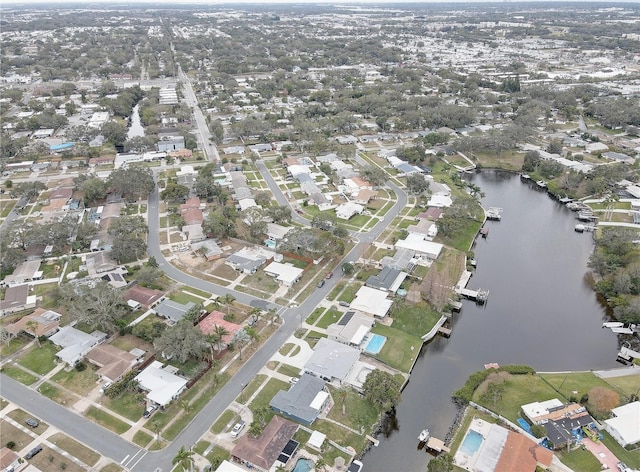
[25,418,39,428]
[25,445,43,459]
[317,279,325,288]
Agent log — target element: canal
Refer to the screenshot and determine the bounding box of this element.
[127,104,145,140]
[362,170,621,472]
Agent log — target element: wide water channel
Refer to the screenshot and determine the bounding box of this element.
[362,170,621,472]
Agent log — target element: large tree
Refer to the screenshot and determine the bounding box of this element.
[154,321,206,364]
[362,369,401,413]
[106,165,154,202]
[57,281,128,333]
[406,173,429,195]
[360,165,387,188]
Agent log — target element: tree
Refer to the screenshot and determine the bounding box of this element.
[427,453,453,472]
[311,213,336,232]
[134,265,162,287]
[81,178,107,204]
[406,173,429,195]
[101,121,127,147]
[254,191,272,207]
[362,369,401,413]
[314,457,329,472]
[160,182,189,202]
[106,165,154,202]
[588,386,620,415]
[25,320,41,347]
[111,234,147,264]
[231,329,250,360]
[342,262,355,275]
[360,165,387,188]
[172,446,194,472]
[109,215,148,238]
[0,327,14,347]
[154,321,206,364]
[335,385,350,416]
[221,294,235,315]
[10,181,46,200]
[245,327,260,348]
[59,281,128,333]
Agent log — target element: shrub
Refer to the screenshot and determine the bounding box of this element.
[6,441,15,449]
[74,362,87,372]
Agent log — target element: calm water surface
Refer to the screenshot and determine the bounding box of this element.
[362,170,620,472]
[127,104,144,140]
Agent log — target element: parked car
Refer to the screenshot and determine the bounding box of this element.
[326,272,333,279]
[143,405,157,418]
[25,446,42,459]
[25,418,39,428]
[317,279,325,288]
[289,377,299,385]
[338,301,350,307]
[230,420,245,438]
[99,381,112,394]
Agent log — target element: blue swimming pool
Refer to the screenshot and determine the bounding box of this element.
[460,429,484,456]
[365,334,387,354]
[292,458,314,472]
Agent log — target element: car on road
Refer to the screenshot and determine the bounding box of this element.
[25,418,39,428]
[289,377,299,385]
[326,272,333,279]
[230,420,245,438]
[25,445,42,459]
[317,279,325,288]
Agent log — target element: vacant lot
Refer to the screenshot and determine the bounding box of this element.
[48,432,100,466]
[0,418,33,450]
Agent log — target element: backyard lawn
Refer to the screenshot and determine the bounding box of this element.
[371,324,420,373]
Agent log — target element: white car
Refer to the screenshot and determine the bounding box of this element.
[99,381,112,393]
[289,377,299,385]
[230,420,245,438]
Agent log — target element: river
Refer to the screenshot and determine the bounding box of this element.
[362,170,621,472]
[127,104,145,140]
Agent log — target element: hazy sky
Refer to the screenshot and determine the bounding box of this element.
[4,0,639,4]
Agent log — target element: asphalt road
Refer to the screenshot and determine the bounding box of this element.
[178,66,219,163]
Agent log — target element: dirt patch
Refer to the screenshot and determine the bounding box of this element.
[0,418,33,450]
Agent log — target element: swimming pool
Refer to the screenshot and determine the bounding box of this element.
[364,334,387,354]
[292,458,314,472]
[460,429,484,456]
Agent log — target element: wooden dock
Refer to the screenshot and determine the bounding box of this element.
[426,437,450,454]
[437,327,452,338]
[486,207,502,221]
[455,270,489,304]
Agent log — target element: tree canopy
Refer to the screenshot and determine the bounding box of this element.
[106,165,154,202]
[362,369,401,412]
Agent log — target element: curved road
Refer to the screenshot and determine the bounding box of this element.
[1,174,406,471]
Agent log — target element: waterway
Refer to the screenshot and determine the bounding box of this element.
[362,170,621,472]
[126,104,145,140]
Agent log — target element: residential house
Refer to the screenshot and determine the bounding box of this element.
[85,344,140,383]
[198,310,241,348]
[5,308,61,338]
[543,414,597,450]
[180,197,204,226]
[335,202,363,220]
[263,262,304,286]
[407,218,438,240]
[135,360,188,407]
[349,286,393,318]
[225,247,276,274]
[304,338,360,384]
[266,223,293,242]
[191,239,224,260]
[269,373,330,425]
[157,135,185,152]
[343,177,373,196]
[86,252,118,274]
[154,300,196,325]
[326,311,374,348]
[231,416,298,472]
[50,326,107,365]
[353,189,378,205]
[0,284,37,314]
[521,399,587,425]
[395,234,443,261]
[365,267,407,294]
[124,285,165,309]
[183,224,206,243]
[309,193,334,211]
[2,260,41,286]
[604,401,640,447]
[0,447,21,472]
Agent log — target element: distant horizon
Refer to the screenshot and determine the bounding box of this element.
[2,0,640,6]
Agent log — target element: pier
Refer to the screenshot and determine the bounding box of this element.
[437,327,452,338]
[455,270,489,304]
[425,437,450,454]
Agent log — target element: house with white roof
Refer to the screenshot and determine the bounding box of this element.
[349,286,394,318]
[263,262,304,286]
[304,338,360,384]
[135,360,188,407]
[395,234,443,261]
[335,202,363,220]
[604,401,640,447]
[326,311,374,347]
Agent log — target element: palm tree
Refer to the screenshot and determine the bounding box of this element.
[245,327,260,349]
[232,329,250,360]
[335,386,350,416]
[221,294,235,315]
[314,457,329,472]
[180,400,192,415]
[213,324,229,352]
[25,320,41,347]
[172,446,194,472]
[248,307,262,325]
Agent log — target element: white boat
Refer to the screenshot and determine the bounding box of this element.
[418,429,430,442]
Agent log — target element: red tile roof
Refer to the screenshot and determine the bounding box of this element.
[494,431,553,472]
[198,310,241,344]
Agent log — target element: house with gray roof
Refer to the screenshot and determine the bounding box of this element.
[50,326,107,365]
[303,338,360,384]
[154,300,196,324]
[225,247,276,274]
[269,373,330,425]
[365,267,407,294]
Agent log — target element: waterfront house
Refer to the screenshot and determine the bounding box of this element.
[604,401,640,447]
[303,338,360,384]
[269,373,329,425]
[231,416,298,472]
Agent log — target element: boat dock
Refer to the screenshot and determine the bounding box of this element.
[455,270,489,304]
[437,326,452,338]
[575,224,597,233]
[480,226,489,238]
[426,437,450,454]
[616,346,640,365]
